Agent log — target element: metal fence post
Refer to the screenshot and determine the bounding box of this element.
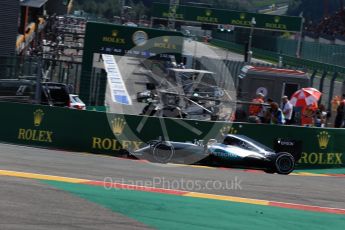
[318,70,328,104]
[58,62,63,82]
[310,69,317,87]
[235,61,244,88]
[319,70,327,93]
[35,58,42,104]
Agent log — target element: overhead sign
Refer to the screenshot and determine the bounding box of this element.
[84,22,183,59]
[152,3,303,32]
[80,22,184,105]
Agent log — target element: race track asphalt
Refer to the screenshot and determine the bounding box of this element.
[0,142,344,211]
[0,176,152,230]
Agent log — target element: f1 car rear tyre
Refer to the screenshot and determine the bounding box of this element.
[152,142,174,163]
[274,152,295,175]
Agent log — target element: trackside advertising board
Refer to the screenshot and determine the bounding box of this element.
[152,3,303,32]
[0,101,344,169]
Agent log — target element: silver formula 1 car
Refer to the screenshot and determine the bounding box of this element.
[132,134,299,175]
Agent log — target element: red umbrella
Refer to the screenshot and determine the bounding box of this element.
[290,87,322,108]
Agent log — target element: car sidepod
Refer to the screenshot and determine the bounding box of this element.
[208,144,275,168]
[133,141,207,164]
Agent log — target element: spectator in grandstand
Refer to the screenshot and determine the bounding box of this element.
[269,102,285,125]
[314,104,328,127]
[248,93,265,123]
[281,96,294,125]
[301,104,317,127]
[305,9,345,38]
[249,93,265,116]
[259,98,273,123]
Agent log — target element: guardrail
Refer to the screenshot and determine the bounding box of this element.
[209,39,245,55]
[0,101,344,169]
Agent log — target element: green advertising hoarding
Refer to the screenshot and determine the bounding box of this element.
[80,22,183,105]
[83,22,183,58]
[152,3,303,32]
[0,101,344,169]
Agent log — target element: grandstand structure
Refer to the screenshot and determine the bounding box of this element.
[8,0,71,56]
[0,1,19,56]
[305,0,345,44]
[0,1,80,88]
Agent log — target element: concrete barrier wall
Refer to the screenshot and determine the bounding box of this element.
[0,102,344,169]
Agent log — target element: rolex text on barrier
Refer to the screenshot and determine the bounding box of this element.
[17,109,54,143]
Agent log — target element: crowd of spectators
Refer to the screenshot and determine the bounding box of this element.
[246,93,288,125]
[234,93,331,127]
[304,8,345,38]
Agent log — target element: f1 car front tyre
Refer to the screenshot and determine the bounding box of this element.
[274,152,295,175]
[152,142,175,164]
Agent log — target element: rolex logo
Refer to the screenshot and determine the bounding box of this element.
[33,109,44,127]
[220,126,237,136]
[274,16,280,23]
[317,131,330,150]
[240,13,246,20]
[112,30,118,37]
[111,118,126,135]
[206,10,212,17]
